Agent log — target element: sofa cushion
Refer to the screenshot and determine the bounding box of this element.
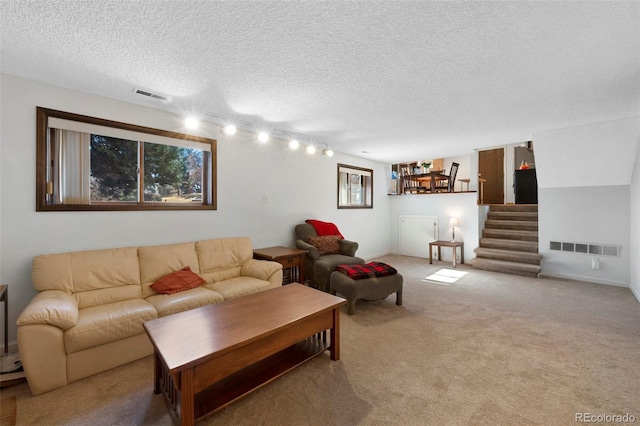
[74,285,142,310]
[309,235,343,256]
[64,299,157,353]
[196,237,253,280]
[205,276,272,300]
[32,247,141,308]
[139,242,200,298]
[146,287,225,317]
[150,267,206,295]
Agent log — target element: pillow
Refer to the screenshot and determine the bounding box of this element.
[308,235,343,256]
[150,266,206,295]
[305,219,345,238]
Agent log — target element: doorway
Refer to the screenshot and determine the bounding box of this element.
[478,148,504,204]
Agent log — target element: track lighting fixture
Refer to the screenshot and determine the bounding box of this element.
[223,124,237,135]
[184,117,199,130]
[184,112,334,157]
[258,132,269,143]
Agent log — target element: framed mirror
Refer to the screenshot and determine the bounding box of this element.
[36,107,217,211]
[337,163,373,209]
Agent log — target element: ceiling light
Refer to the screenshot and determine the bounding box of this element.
[184,117,199,130]
[258,132,269,143]
[223,124,237,135]
[306,145,316,154]
[322,148,334,157]
[289,139,299,150]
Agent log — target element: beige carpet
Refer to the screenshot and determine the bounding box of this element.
[2,255,639,425]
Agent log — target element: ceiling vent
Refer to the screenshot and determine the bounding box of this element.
[132,88,170,103]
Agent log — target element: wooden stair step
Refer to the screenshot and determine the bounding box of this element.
[489,204,538,213]
[471,258,541,278]
[474,247,541,265]
[484,220,538,231]
[487,211,538,221]
[479,238,539,253]
[482,228,538,242]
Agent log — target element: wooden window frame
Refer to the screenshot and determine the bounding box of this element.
[337,163,373,209]
[36,107,217,211]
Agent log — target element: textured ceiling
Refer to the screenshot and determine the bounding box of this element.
[1,1,639,163]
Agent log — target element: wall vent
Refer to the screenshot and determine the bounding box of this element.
[549,241,620,257]
[132,88,170,103]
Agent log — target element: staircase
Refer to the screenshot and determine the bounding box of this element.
[472,204,542,278]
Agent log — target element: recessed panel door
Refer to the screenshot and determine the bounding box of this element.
[478,148,504,204]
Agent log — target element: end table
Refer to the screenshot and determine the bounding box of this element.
[429,241,464,268]
[253,246,306,284]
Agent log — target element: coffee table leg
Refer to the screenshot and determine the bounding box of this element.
[180,369,195,426]
[153,352,161,394]
[330,307,340,361]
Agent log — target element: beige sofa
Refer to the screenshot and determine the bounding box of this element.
[16,237,283,395]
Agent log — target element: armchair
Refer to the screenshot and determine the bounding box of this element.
[295,222,365,292]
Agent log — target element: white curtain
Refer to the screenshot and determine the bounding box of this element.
[55,129,91,205]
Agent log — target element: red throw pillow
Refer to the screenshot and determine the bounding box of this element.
[150,266,206,295]
[305,219,345,238]
[308,235,342,256]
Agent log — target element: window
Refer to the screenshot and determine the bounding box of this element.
[36,107,216,211]
[337,164,373,209]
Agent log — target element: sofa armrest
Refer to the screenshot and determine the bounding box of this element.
[18,324,68,395]
[16,290,79,331]
[241,259,282,281]
[296,239,320,260]
[340,239,359,257]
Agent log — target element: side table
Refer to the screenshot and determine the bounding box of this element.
[429,241,464,268]
[253,246,306,284]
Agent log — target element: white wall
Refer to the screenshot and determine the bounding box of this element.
[389,192,479,264]
[0,74,392,348]
[441,154,472,191]
[533,118,639,288]
[538,186,630,286]
[630,138,640,302]
[534,117,639,189]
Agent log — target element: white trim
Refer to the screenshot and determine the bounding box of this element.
[339,166,372,177]
[48,117,211,152]
[630,284,640,304]
[540,272,629,288]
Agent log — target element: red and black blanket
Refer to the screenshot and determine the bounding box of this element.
[335,262,398,280]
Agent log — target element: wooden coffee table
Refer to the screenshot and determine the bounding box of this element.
[143,284,346,425]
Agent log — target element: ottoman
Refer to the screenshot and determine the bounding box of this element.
[330,262,403,315]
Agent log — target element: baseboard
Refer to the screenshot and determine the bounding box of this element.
[363,251,394,262]
[630,284,640,304]
[540,272,629,288]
